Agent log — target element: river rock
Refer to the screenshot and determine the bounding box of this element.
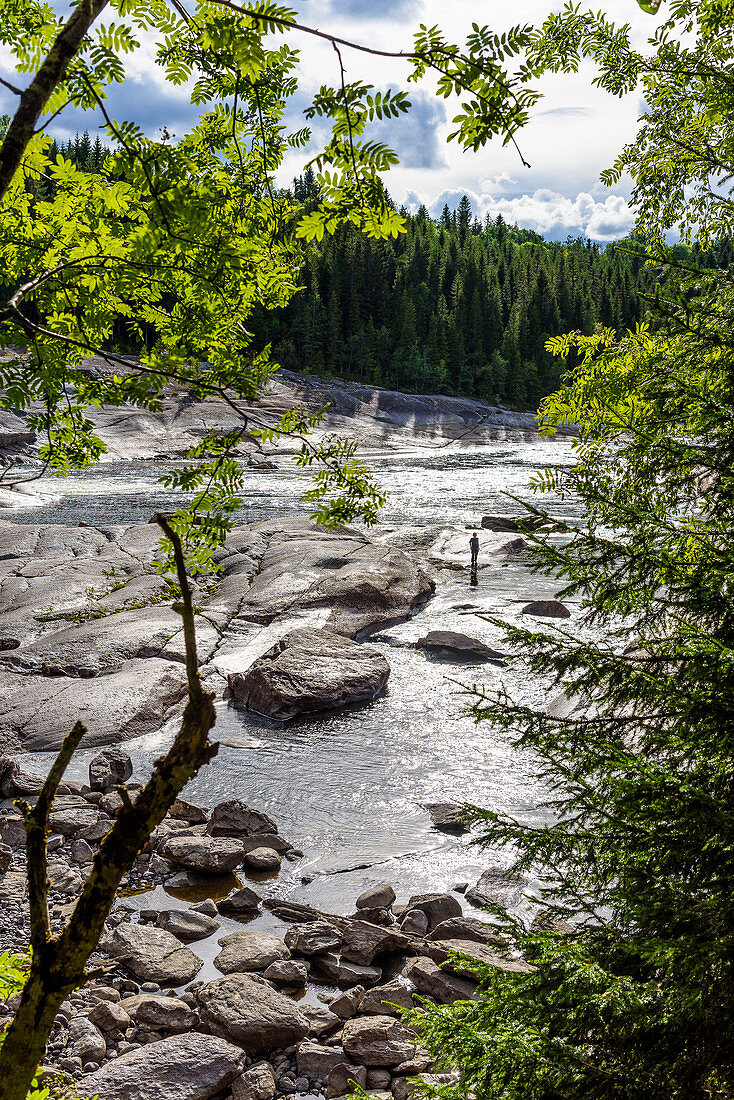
[428,915,506,945]
[0,842,12,872]
[214,930,290,974]
[88,1000,132,1032]
[231,1062,277,1100]
[341,1015,417,1066]
[76,1033,245,1100]
[263,959,308,987]
[122,993,198,1032]
[392,1074,460,1100]
[465,868,527,910]
[296,1041,348,1078]
[404,893,462,931]
[155,908,220,942]
[403,957,478,1005]
[217,886,262,915]
[481,515,545,532]
[196,973,309,1055]
[358,978,414,1017]
[163,835,245,874]
[300,1002,342,1038]
[521,599,570,619]
[68,1017,107,1063]
[416,631,504,664]
[102,922,203,985]
[229,629,390,720]
[422,802,468,835]
[284,920,343,956]
[340,919,410,965]
[0,811,26,848]
[399,909,428,936]
[169,798,209,825]
[207,800,278,837]
[89,747,133,791]
[244,847,281,872]
[427,939,532,977]
[356,884,396,910]
[47,805,104,839]
[325,1063,368,1098]
[311,953,382,989]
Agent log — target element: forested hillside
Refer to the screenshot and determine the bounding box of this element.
[39,138,734,407]
[262,176,733,405]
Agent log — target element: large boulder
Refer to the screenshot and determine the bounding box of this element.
[196,973,309,1056]
[228,629,390,720]
[163,835,245,874]
[341,1015,417,1066]
[76,1033,245,1100]
[416,631,504,664]
[214,931,290,974]
[102,922,202,985]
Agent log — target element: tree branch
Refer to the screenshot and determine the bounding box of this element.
[17,720,87,954]
[0,0,110,201]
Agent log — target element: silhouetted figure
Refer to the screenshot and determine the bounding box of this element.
[470,531,479,571]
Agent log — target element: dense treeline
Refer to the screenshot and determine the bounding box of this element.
[262,175,734,405]
[35,137,734,408]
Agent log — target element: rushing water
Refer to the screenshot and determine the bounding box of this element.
[9,435,581,932]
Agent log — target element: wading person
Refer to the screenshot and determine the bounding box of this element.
[470,530,479,571]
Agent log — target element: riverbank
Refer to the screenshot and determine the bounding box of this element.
[0,370,581,1099]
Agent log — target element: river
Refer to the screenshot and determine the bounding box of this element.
[7,434,580,964]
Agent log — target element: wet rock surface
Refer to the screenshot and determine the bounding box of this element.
[0,515,434,747]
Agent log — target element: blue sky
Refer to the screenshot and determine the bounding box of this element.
[0,0,664,240]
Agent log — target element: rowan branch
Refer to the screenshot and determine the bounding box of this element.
[0,0,110,201]
[17,720,87,954]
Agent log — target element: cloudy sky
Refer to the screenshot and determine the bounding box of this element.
[1,0,665,240]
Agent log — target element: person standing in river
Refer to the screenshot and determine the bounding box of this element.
[470,530,479,571]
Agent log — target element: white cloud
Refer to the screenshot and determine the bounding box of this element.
[419,188,634,241]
